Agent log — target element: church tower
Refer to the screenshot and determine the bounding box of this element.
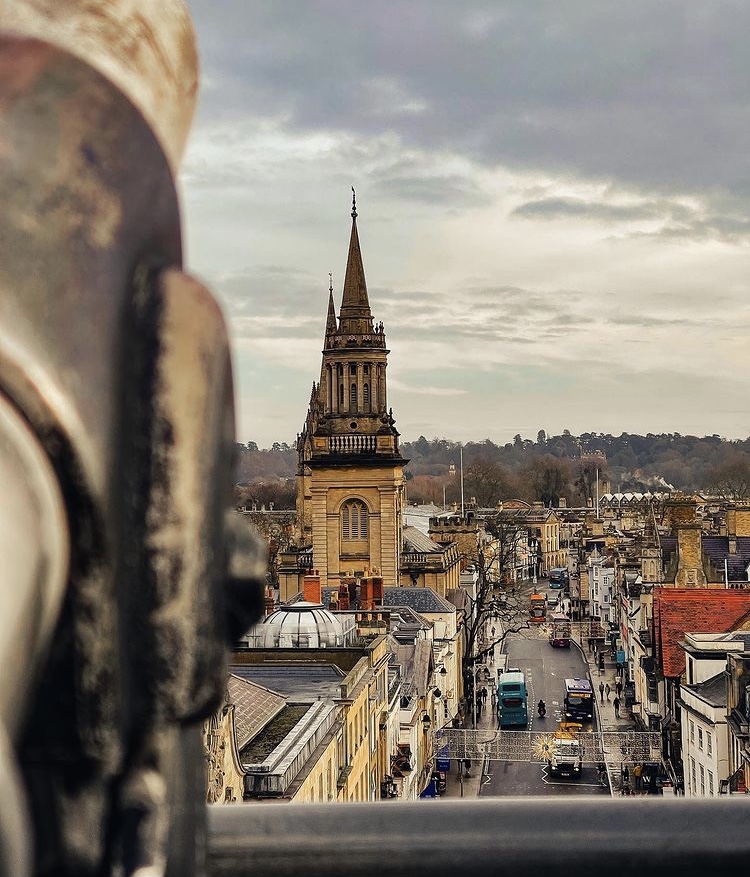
[296,192,407,589]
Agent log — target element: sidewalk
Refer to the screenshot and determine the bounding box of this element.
[441,654,497,800]
[583,640,638,794]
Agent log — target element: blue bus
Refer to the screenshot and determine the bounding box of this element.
[496,669,528,728]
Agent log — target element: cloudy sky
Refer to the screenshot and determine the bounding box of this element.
[180,1,750,450]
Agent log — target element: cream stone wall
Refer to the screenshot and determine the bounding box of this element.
[306,464,404,588]
[290,738,339,803]
[675,525,707,588]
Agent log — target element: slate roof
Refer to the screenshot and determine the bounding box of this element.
[227,675,287,751]
[701,536,750,581]
[681,671,727,709]
[385,605,432,644]
[382,586,453,614]
[229,662,345,702]
[402,525,445,554]
[393,639,433,699]
[653,588,750,677]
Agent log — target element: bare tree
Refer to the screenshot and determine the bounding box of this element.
[707,454,750,501]
[461,514,534,670]
[521,454,571,506]
[462,457,516,508]
[573,456,606,506]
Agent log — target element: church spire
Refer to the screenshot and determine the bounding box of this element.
[325,272,337,336]
[338,188,374,336]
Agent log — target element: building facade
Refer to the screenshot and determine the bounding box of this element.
[293,195,407,594]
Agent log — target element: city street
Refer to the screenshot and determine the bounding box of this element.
[442,579,644,799]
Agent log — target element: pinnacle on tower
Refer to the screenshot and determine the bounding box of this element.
[338,190,373,336]
[325,273,337,336]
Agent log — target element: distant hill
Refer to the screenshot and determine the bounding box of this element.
[235,431,750,509]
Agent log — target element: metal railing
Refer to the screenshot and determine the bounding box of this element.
[207,798,750,877]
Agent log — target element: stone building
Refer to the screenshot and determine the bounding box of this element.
[291,194,407,594]
[223,602,391,803]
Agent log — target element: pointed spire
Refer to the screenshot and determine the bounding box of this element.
[339,189,373,335]
[325,272,337,335]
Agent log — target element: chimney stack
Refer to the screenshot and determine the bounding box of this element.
[303,570,322,604]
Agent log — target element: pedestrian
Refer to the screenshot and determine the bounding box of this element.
[622,765,629,786]
[599,680,604,702]
[633,764,642,791]
[613,695,621,718]
[615,680,622,698]
[605,683,611,700]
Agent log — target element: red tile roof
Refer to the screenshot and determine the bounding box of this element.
[653,587,750,677]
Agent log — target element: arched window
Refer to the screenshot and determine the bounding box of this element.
[342,500,368,541]
[363,382,370,411]
[350,382,357,409]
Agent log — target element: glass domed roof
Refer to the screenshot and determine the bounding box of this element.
[256,601,355,648]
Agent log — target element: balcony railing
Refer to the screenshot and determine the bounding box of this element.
[207,798,750,876]
[329,435,378,454]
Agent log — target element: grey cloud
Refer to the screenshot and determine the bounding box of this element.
[511,197,693,223]
[214,266,324,324]
[648,213,750,244]
[377,173,491,207]
[512,192,750,243]
[186,0,750,203]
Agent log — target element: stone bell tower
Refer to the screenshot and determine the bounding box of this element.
[296,191,407,588]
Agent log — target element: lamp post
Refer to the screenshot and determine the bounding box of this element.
[421,711,433,793]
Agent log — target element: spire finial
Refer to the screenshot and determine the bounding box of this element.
[329,271,333,294]
[351,186,357,219]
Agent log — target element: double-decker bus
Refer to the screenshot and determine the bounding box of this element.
[563,677,594,724]
[496,669,528,728]
[548,611,571,648]
[528,591,547,623]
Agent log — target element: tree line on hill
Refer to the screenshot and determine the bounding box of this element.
[234,430,750,511]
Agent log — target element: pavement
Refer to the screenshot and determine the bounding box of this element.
[441,652,498,800]
[441,624,637,799]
